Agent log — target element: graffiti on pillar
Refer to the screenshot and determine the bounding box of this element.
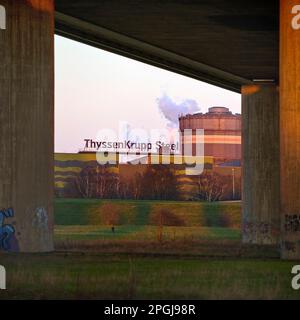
[32,207,49,230]
[282,241,296,253]
[0,5,6,30]
[0,265,5,290]
[284,215,300,232]
[243,221,279,243]
[292,5,300,30]
[32,207,51,247]
[0,208,15,251]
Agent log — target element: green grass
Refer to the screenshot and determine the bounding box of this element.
[54,199,242,255]
[54,198,241,228]
[54,225,240,241]
[0,253,299,300]
[0,199,292,300]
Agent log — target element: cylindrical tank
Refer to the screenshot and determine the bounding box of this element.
[179,107,241,163]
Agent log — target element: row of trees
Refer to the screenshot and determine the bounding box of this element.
[59,164,241,201]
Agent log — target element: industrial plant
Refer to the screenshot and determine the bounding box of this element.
[55,106,241,201]
[179,106,241,165]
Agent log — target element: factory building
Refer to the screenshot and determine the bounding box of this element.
[54,106,242,200]
[179,107,241,165]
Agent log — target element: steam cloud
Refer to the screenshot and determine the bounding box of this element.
[157,94,200,128]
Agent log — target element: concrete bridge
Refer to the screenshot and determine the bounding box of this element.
[0,0,299,259]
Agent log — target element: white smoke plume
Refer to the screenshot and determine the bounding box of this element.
[157,94,200,128]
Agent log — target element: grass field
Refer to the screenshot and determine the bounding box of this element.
[54,199,243,255]
[53,199,280,258]
[0,253,298,300]
[54,198,242,228]
[0,199,296,300]
[54,225,240,241]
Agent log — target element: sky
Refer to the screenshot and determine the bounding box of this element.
[55,35,241,153]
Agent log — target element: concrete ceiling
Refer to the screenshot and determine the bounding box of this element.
[55,0,279,93]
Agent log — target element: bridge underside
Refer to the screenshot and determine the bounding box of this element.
[1,0,299,259]
[55,0,279,93]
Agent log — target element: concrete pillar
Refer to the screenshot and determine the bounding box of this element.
[242,84,280,245]
[0,0,54,252]
[280,0,300,259]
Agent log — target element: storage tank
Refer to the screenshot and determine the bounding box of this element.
[179,107,241,163]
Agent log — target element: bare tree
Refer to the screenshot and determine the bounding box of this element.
[101,203,121,229]
[130,172,143,200]
[140,165,179,200]
[75,166,94,198]
[94,166,119,199]
[196,171,230,202]
[75,165,120,199]
[151,208,185,242]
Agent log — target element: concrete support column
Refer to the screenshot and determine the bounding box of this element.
[280,0,300,259]
[242,84,280,245]
[0,0,54,252]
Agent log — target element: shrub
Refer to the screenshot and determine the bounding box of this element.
[100,203,121,227]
